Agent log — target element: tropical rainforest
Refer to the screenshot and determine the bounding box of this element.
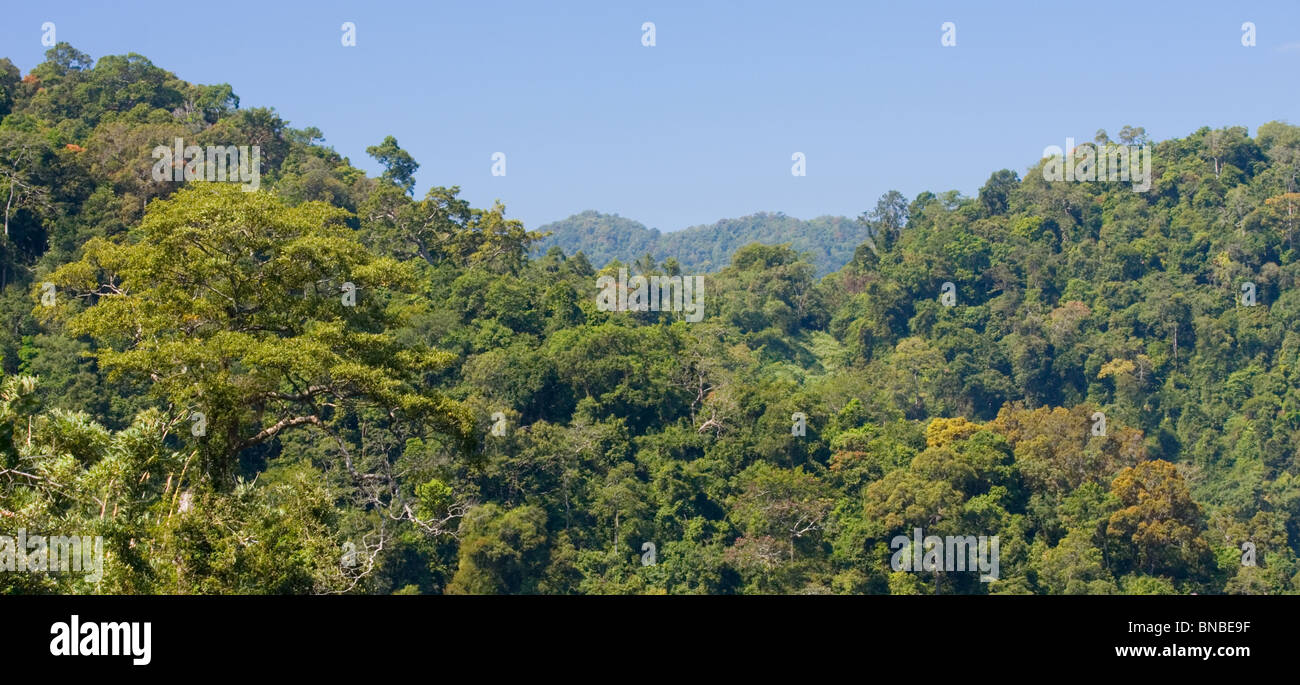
[1,44,1298,595]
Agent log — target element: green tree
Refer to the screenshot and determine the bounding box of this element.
[366,135,419,195]
[44,184,474,487]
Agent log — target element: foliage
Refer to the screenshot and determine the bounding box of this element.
[0,46,1297,594]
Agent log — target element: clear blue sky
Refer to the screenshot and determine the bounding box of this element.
[3,1,1298,232]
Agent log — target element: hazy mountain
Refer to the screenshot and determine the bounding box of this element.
[534,210,871,277]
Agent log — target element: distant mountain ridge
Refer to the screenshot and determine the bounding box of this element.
[533,210,870,277]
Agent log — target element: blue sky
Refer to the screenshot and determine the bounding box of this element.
[3,1,1299,232]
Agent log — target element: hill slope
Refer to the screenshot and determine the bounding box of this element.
[2,43,1299,596]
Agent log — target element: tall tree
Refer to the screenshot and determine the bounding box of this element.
[366,135,419,195]
[43,184,474,494]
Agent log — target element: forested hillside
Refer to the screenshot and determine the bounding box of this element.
[535,210,868,277]
[2,44,1298,595]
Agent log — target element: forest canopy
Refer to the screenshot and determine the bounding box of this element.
[1,44,1298,595]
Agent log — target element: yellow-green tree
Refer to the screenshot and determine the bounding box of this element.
[42,183,474,485]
